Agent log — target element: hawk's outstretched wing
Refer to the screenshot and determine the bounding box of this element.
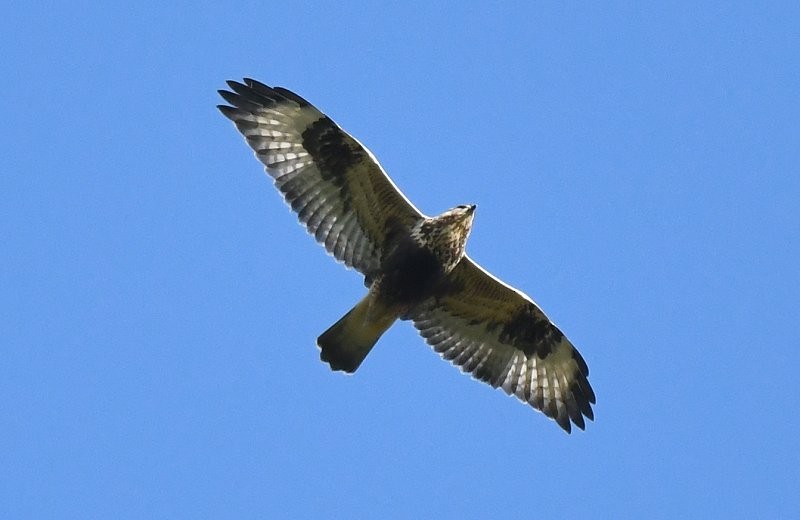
[218,78,424,280]
[410,256,595,432]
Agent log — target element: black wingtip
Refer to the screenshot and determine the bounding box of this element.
[216,104,238,120]
[243,77,271,92]
[220,78,311,113]
[226,79,246,91]
[218,88,240,105]
[572,412,586,431]
[557,414,572,434]
[586,383,597,405]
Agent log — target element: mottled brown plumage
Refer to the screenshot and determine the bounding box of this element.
[218,78,595,432]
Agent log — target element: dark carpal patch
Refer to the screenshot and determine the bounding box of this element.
[301,117,362,183]
[499,303,564,358]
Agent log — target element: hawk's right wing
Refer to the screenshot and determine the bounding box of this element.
[409,256,595,433]
[218,78,424,280]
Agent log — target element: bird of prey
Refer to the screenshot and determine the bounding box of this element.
[218,78,595,432]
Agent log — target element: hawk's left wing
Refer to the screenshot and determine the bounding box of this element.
[409,256,595,432]
[218,78,424,281]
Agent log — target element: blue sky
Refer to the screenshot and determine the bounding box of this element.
[3,2,799,518]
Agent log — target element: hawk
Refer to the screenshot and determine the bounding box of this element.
[218,78,595,432]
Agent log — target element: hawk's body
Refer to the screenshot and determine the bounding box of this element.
[218,79,595,432]
[318,205,476,373]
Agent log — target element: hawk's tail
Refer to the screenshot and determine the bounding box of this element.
[317,295,396,373]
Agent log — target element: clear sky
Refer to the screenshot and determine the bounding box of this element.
[3,2,799,518]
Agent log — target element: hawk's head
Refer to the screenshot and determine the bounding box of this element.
[413,204,476,272]
[440,204,476,233]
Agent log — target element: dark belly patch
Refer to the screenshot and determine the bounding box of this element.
[380,244,444,305]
